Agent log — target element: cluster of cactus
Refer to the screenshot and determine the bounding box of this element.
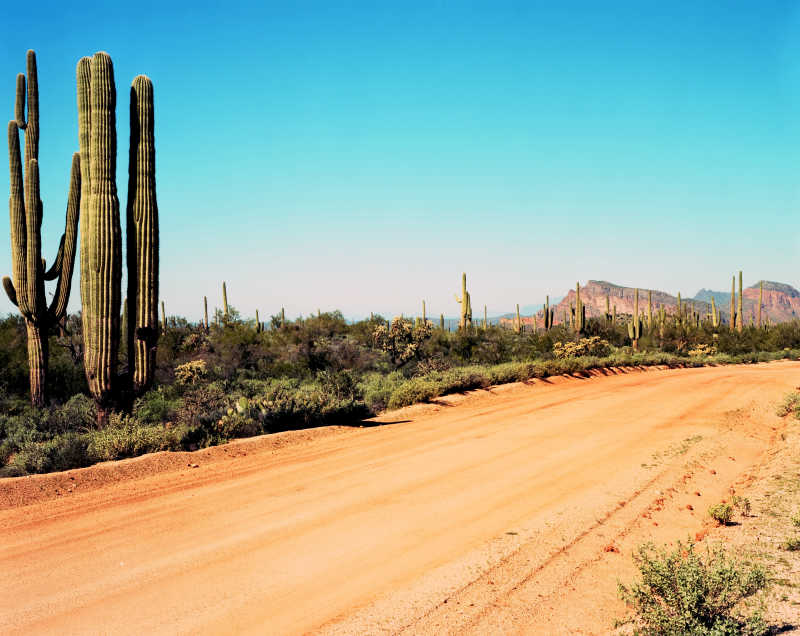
[76,51,159,420]
[454,272,472,330]
[3,51,81,406]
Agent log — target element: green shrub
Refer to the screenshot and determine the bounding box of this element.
[776,391,800,417]
[709,503,734,526]
[618,540,768,635]
[791,511,800,528]
[133,388,180,425]
[359,371,405,413]
[780,537,800,551]
[87,414,181,462]
[9,433,92,474]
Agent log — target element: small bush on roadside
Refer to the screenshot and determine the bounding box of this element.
[618,539,768,635]
[709,502,734,526]
[87,414,181,462]
[780,537,800,551]
[732,495,752,517]
[790,511,800,528]
[776,391,800,417]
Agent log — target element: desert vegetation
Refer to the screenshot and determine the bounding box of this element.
[2,299,800,477]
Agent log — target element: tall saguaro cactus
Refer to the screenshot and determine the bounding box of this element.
[730,275,736,330]
[4,50,81,406]
[78,52,122,416]
[77,51,158,421]
[126,74,159,393]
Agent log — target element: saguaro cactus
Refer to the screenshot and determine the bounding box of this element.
[78,51,158,421]
[126,74,158,393]
[730,275,736,329]
[422,300,426,324]
[484,304,488,330]
[758,280,763,328]
[204,296,209,331]
[78,52,122,418]
[544,295,552,330]
[711,296,719,328]
[454,272,472,330]
[737,271,743,333]
[647,290,653,332]
[574,283,585,333]
[3,51,81,406]
[222,281,229,318]
[515,303,521,333]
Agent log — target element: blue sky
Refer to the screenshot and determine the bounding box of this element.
[1,1,799,321]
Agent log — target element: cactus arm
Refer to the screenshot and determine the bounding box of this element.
[47,152,80,321]
[2,276,17,306]
[14,73,26,129]
[43,234,65,280]
[24,51,38,166]
[24,158,45,320]
[8,120,29,314]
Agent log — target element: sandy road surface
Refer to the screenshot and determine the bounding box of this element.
[2,362,798,635]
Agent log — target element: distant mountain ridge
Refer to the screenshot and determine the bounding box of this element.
[499,279,800,328]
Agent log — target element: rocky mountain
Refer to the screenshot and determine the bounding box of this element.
[499,280,800,329]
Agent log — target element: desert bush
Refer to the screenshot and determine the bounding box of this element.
[731,495,751,517]
[708,502,734,526]
[552,336,611,359]
[175,359,208,385]
[133,388,180,425]
[372,317,432,367]
[776,391,800,418]
[780,538,800,551]
[9,433,92,474]
[618,540,768,635]
[87,414,181,462]
[359,371,405,413]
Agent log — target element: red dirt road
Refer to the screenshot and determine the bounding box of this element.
[2,362,798,635]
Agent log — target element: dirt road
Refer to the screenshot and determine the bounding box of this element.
[2,362,798,635]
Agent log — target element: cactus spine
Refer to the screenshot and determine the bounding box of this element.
[737,271,743,333]
[3,51,81,406]
[758,280,763,328]
[126,74,158,393]
[454,272,472,330]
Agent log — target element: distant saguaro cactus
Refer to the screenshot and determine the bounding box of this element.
[454,272,472,330]
[737,271,743,333]
[3,50,81,406]
[222,281,229,318]
[730,275,736,329]
[574,283,585,333]
[515,303,521,333]
[758,280,763,328]
[647,290,653,332]
[204,296,209,331]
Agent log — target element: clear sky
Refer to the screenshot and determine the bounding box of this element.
[1,1,799,321]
